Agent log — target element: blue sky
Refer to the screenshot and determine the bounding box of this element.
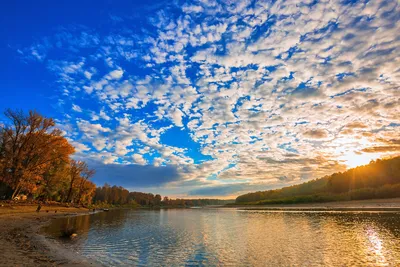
[1,0,400,198]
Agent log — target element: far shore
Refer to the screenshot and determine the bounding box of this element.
[226,197,400,211]
[0,203,101,267]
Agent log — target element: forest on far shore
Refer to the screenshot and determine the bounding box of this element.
[235,156,400,205]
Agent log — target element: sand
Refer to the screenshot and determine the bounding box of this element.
[0,204,100,267]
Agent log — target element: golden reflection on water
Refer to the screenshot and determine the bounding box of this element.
[45,209,400,266]
[365,227,388,266]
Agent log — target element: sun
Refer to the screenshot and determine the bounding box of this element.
[340,151,378,168]
[333,136,380,168]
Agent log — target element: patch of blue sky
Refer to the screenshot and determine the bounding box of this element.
[300,20,339,43]
[330,87,369,98]
[232,95,251,115]
[249,135,263,144]
[185,62,202,84]
[336,72,355,81]
[230,64,259,73]
[278,142,299,154]
[295,121,309,126]
[248,15,276,44]
[129,101,161,121]
[160,126,213,164]
[276,45,302,60]
[206,173,218,181]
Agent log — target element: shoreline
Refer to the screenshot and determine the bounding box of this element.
[226,197,400,211]
[0,204,101,266]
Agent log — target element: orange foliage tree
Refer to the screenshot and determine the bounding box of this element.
[0,109,96,204]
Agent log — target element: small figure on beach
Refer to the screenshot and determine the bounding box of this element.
[36,202,42,212]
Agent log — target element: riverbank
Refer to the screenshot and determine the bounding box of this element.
[228,197,400,211]
[0,204,100,266]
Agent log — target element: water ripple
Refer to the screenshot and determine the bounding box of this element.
[45,209,400,266]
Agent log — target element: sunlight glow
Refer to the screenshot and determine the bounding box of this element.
[333,136,380,168]
[340,152,379,168]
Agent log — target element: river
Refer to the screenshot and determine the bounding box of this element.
[45,208,400,266]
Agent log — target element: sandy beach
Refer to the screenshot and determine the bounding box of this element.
[0,203,99,267]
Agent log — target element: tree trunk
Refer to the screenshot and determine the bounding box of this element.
[11,183,21,199]
[65,177,74,203]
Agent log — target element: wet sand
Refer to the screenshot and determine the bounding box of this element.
[0,204,100,267]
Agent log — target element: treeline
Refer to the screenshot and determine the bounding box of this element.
[236,156,400,204]
[0,109,96,204]
[93,184,234,207]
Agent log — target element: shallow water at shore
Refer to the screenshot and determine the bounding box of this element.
[45,208,400,266]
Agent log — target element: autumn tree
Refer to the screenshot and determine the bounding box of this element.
[0,109,74,199]
[65,160,93,203]
[39,161,70,201]
[75,166,95,204]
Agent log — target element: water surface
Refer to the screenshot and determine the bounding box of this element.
[45,209,400,266]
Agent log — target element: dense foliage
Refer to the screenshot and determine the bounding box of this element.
[0,109,96,204]
[236,156,400,204]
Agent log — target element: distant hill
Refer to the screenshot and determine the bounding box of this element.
[235,156,400,205]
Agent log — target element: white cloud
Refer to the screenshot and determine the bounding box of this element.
[72,104,83,112]
[132,154,147,165]
[107,69,124,80]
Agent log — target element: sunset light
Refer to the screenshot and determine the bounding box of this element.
[340,152,379,169]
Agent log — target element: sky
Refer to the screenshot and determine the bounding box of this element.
[1,0,399,198]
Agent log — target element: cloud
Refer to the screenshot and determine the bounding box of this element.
[89,161,181,188]
[303,129,329,139]
[132,154,147,165]
[345,122,368,129]
[107,69,124,80]
[188,184,247,196]
[361,146,400,153]
[72,104,82,112]
[376,138,400,145]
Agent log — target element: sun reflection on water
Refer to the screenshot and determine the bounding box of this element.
[365,227,388,266]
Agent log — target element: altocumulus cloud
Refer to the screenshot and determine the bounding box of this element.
[11,0,400,197]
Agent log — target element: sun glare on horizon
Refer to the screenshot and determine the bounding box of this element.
[340,152,380,169]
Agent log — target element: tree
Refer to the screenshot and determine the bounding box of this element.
[75,166,95,204]
[154,194,162,206]
[39,161,70,201]
[0,109,74,199]
[65,160,89,203]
